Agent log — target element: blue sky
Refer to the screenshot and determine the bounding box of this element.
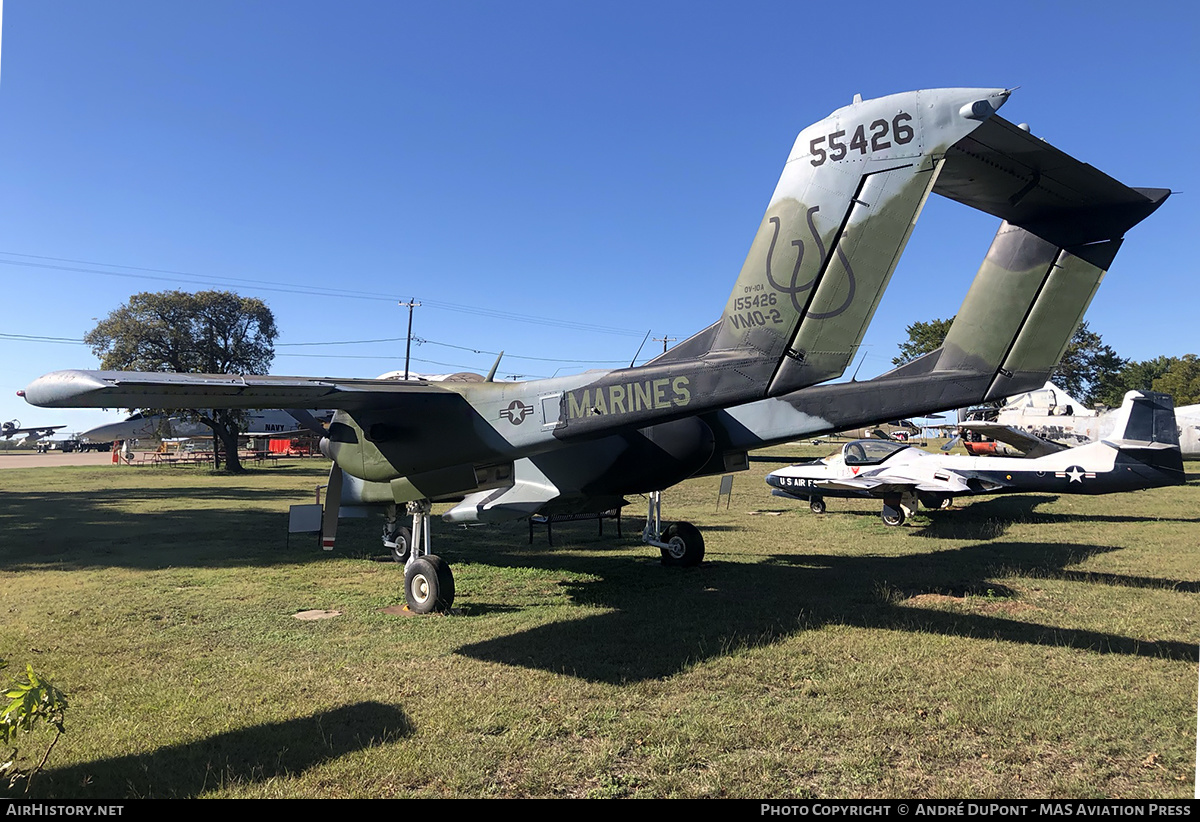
[2,1,1196,433]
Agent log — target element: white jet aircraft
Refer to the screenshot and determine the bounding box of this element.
[766,391,1184,525]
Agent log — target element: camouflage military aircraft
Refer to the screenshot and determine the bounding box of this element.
[21,87,1169,613]
[1,419,66,442]
[765,391,1184,525]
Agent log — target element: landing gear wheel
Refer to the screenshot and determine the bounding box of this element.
[881,503,906,527]
[405,555,455,614]
[809,497,826,515]
[388,526,412,564]
[918,493,951,510]
[659,522,705,567]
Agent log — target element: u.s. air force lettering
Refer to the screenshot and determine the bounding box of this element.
[567,376,691,419]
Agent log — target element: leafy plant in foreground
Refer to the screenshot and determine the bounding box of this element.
[1,659,68,794]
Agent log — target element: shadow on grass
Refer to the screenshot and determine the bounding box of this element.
[5,470,1197,685]
[28,702,412,799]
[456,533,1200,683]
[816,494,1200,542]
[0,472,366,571]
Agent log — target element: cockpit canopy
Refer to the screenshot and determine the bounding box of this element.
[840,439,912,466]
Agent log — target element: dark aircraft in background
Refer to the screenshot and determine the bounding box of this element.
[2,419,65,442]
[23,87,1169,613]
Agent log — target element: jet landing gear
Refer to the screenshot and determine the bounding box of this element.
[880,491,919,527]
[642,491,705,567]
[384,500,455,614]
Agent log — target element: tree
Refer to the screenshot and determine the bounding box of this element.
[892,317,955,367]
[1152,354,1200,406]
[1050,322,1126,407]
[84,290,278,473]
[1092,355,1174,408]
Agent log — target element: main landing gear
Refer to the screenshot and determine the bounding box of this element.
[379,491,704,615]
[641,490,705,567]
[384,500,455,613]
[880,491,920,527]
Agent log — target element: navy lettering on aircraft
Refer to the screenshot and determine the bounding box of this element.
[762,207,856,319]
[499,400,534,426]
[567,377,691,420]
[809,112,913,167]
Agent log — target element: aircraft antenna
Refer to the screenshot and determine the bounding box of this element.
[399,299,421,380]
[485,351,504,382]
[849,347,868,382]
[629,330,651,367]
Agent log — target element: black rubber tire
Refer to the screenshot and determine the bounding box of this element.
[809,497,826,515]
[659,521,705,567]
[918,493,951,510]
[389,526,412,564]
[404,555,455,613]
[881,503,905,526]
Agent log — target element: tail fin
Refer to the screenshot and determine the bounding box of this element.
[1106,391,1180,448]
[706,221,1128,450]
[566,88,1011,436]
[709,88,1012,397]
[1103,391,1185,481]
[932,222,1116,401]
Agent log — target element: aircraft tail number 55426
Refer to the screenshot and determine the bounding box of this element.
[810,112,914,167]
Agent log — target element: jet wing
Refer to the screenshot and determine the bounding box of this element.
[1,424,66,439]
[954,421,1067,458]
[20,369,462,412]
[816,477,920,495]
[817,470,972,496]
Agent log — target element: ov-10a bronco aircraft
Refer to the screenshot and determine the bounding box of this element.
[22,87,1169,614]
[766,391,1185,525]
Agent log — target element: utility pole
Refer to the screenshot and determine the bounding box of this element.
[652,335,677,354]
[399,299,421,380]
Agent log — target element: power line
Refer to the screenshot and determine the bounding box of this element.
[0,251,650,337]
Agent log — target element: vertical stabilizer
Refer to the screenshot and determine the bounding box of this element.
[705,88,1010,399]
[930,222,1116,401]
[1106,391,1180,447]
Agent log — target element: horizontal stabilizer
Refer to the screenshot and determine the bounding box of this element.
[936,116,1170,247]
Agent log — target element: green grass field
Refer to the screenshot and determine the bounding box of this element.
[1,448,1196,798]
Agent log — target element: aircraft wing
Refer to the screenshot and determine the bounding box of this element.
[1,423,67,440]
[816,477,921,495]
[954,421,1067,458]
[816,470,972,496]
[20,369,462,412]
